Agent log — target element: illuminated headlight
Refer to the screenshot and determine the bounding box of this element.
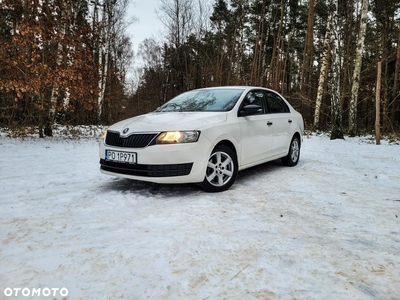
[156,131,200,144]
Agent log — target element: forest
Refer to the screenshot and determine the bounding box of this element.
[0,0,399,138]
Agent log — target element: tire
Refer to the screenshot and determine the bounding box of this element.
[282,135,300,166]
[202,145,238,192]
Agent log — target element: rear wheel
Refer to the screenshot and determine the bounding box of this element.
[202,145,238,192]
[282,135,300,166]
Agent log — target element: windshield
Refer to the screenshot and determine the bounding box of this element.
[156,89,245,112]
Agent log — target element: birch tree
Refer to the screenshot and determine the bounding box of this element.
[45,1,70,136]
[96,0,112,122]
[314,11,332,128]
[329,0,344,140]
[348,0,369,136]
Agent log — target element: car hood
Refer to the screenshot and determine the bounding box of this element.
[108,111,227,133]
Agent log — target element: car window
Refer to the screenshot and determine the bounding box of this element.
[265,92,290,113]
[240,90,267,114]
[156,89,244,112]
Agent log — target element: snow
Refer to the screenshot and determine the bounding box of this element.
[0,133,399,299]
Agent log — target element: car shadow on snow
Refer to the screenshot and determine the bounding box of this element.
[99,159,287,195]
[236,160,285,184]
[99,177,201,197]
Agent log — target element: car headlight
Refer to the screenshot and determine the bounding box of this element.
[100,129,108,140]
[156,131,200,144]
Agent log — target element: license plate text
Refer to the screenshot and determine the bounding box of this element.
[105,150,137,164]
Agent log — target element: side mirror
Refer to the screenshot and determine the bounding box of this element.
[240,104,262,116]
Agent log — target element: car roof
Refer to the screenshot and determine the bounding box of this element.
[196,86,277,92]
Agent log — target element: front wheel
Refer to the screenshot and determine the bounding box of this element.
[202,145,238,192]
[282,135,300,166]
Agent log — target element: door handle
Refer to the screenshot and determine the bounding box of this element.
[267,121,273,126]
[288,119,293,123]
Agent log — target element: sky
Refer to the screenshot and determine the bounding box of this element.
[127,0,165,58]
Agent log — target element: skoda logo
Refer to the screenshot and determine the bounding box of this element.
[122,128,129,134]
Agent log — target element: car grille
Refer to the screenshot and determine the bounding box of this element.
[105,131,157,148]
[100,159,193,177]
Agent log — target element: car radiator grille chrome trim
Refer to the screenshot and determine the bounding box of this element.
[105,131,157,148]
[100,159,193,177]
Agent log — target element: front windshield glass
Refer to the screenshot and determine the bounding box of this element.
[156,89,245,112]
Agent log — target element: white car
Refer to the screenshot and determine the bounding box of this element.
[99,86,304,192]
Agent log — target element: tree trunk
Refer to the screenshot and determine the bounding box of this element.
[227,26,238,85]
[47,43,63,129]
[314,12,332,129]
[251,0,266,86]
[63,87,70,114]
[46,2,67,137]
[381,12,390,133]
[97,0,111,122]
[375,61,381,145]
[391,23,400,127]
[329,1,344,140]
[268,0,284,91]
[300,0,314,96]
[348,0,369,136]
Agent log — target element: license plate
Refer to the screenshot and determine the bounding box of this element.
[105,150,137,164]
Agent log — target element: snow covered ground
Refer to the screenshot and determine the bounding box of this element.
[0,132,399,299]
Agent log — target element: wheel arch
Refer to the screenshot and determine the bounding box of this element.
[292,131,302,148]
[214,139,238,156]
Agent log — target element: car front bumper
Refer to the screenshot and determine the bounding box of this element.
[99,135,213,184]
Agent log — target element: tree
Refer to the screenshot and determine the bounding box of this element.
[375,61,382,144]
[209,0,231,86]
[300,0,315,99]
[0,0,132,133]
[329,0,344,140]
[393,23,400,126]
[95,0,112,122]
[348,0,369,136]
[370,0,400,133]
[314,7,332,129]
[157,0,194,49]
[0,0,97,136]
[250,0,268,86]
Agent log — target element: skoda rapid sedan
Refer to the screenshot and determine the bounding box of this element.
[99,86,304,192]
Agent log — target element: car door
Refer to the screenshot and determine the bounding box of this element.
[264,91,292,157]
[238,90,274,167]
